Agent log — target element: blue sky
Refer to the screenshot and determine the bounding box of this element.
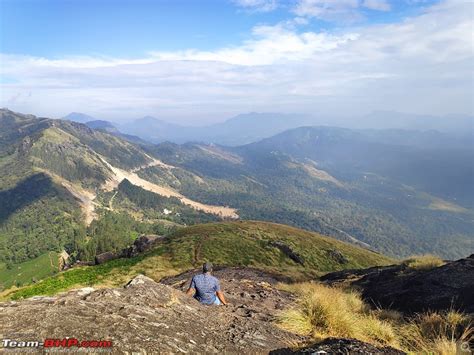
[1,0,436,57]
[0,0,472,123]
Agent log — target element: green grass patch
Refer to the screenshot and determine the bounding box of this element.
[0,252,59,290]
[4,256,145,300]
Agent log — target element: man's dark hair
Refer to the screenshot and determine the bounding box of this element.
[203,262,213,273]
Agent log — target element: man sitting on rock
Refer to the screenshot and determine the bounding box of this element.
[186,262,227,306]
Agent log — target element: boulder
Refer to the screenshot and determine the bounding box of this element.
[326,249,348,264]
[94,235,162,265]
[270,241,304,265]
[94,251,117,265]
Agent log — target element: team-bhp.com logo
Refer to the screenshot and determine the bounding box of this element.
[2,338,112,350]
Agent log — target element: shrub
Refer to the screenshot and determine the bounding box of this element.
[403,254,445,270]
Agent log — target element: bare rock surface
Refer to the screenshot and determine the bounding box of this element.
[271,338,406,354]
[321,254,474,314]
[161,266,297,318]
[0,270,305,353]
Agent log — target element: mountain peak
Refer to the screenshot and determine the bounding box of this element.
[63,112,97,123]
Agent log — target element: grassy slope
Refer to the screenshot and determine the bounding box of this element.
[2,221,393,300]
[162,221,392,276]
[0,252,59,290]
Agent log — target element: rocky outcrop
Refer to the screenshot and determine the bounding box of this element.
[0,270,306,353]
[119,234,162,258]
[94,251,116,265]
[321,254,474,314]
[269,241,304,265]
[94,234,162,264]
[326,249,348,264]
[271,338,405,354]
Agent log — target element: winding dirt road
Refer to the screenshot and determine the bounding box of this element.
[100,157,239,219]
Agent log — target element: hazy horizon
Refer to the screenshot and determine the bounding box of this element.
[58,109,473,128]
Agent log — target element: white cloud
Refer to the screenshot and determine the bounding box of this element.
[292,0,392,22]
[149,25,358,66]
[0,0,472,122]
[232,0,278,12]
[362,0,391,11]
[293,0,362,22]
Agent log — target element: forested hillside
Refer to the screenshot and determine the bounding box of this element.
[0,109,227,287]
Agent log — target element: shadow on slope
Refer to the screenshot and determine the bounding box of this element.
[0,174,55,224]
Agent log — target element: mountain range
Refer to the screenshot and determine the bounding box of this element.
[62,111,474,146]
[1,108,473,289]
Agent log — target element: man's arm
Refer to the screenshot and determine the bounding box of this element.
[186,277,196,296]
[216,291,227,305]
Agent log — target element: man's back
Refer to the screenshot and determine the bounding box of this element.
[190,273,220,305]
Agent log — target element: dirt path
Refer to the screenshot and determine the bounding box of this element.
[108,190,118,211]
[131,154,175,172]
[193,235,209,265]
[48,252,55,269]
[100,157,239,219]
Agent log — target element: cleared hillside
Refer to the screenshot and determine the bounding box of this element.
[2,221,393,300]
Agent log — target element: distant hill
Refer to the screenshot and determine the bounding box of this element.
[145,127,474,259]
[240,126,474,207]
[119,112,315,145]
[62,112,98,123]
[84,119,148,144]
[85,119,119,133]
[118,116,186,143]
[356,110,474,136]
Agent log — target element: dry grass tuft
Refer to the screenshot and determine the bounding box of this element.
[403,254,445,270]
[277,283,399,348]
[399,310,473,355]
[278,283,473,354]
